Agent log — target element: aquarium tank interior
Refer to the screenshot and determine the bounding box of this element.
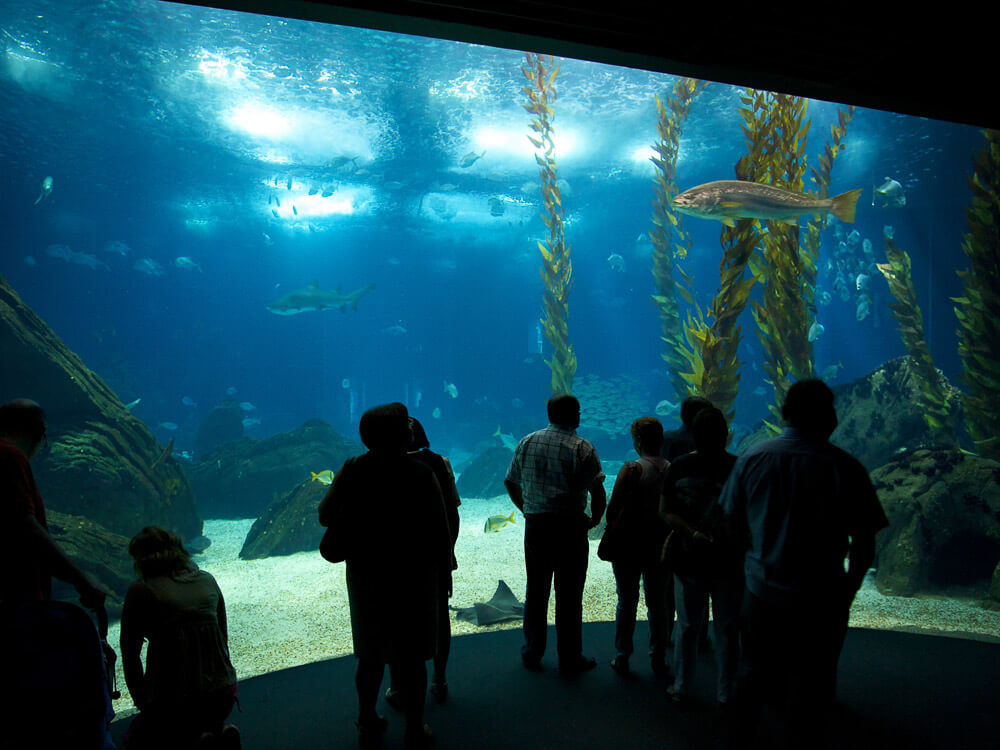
[1,0,999,716]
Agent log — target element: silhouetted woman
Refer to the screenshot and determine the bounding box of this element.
[319,403,451,749]
[120,526,240,749]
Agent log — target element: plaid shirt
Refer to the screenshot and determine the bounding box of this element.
[505,424,604,515]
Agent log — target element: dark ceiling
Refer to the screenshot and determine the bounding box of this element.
[182,1,996,130]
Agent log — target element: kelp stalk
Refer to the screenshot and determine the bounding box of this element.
[522,52,575,394]
[877,238,953,436]
[953,128,1000,458]
[650,78,707,402]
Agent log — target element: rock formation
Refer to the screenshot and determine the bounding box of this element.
[184,419,362,519]
[239,478,327,559]
[0,276,201,542]
[455,446,514,499]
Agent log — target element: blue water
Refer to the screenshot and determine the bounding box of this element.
[0,0,984,462]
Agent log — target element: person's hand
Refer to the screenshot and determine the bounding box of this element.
[691,530,713,544]
[78,582,107,611]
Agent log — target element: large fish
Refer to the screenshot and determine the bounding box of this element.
[673,180,862,227]
[266,280,375,315]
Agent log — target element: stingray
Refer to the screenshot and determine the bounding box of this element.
[452,579,524,626]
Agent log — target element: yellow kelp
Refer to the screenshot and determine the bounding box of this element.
[649,78,707,403]
[953,128,1000,459]
[877,237,955,437]
[523,52,575,394]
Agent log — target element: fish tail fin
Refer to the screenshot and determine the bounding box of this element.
[830,188,863,223]
[508,511,516,523]
[310,472,318,481]
[493,425,500,437]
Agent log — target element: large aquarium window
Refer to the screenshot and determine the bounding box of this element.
[2,0,998,713]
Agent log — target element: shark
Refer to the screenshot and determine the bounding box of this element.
[266,281,376,316]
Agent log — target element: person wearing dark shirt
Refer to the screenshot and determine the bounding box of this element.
[660,396,713,461]
[604,417,671,678]
[660,406,741,707]
[718,380,889,748]
[0,399,105,609]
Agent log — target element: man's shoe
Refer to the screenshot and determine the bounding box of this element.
[560,656,597,676]
[522,656,544,672]
[610,655,629,675]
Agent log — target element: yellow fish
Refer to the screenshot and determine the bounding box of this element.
[311,470,335,485]
[484,511,516,533]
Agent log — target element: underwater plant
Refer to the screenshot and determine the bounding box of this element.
[522,52,575,394]
[649,78,707,402]
[877,237,955,437]
[953,128,1000,458]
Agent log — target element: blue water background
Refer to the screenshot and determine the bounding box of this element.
[0,0,984,462]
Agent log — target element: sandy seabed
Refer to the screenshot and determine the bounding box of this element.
[109,497,1000,715]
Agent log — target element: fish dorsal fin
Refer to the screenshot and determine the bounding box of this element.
[310,279,319,288]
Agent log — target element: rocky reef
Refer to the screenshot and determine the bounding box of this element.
[455,446,514,499]
[239,479,327,560]
[871,448,1000,603]
[195,402,244,458]
[0,276,201,543]
[48,510,133,616]
[184,419,362,519]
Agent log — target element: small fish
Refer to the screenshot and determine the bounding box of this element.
[484,511,516,533]
[493,426,519,451]
[286,176,293,190]
[239,401,257,412]
[181,396,198,407]
[855,273,869,291]
[459,150,486,168]
[655,399,679,416]
[817,290,832,306]
[856,297,871,321]
[311,470,335,485]
[242,417,261,428]
[125,398,141,410]
[382,324,407,336]
[847,230,861,245]
[158,422,178,431]
[808,321,825,342]
[292,205,298,215]
[607,253,625,272]
[874,177,906,208]
[272,209,280,219]
[175,256,202,272]
[488,197,505,216]
[883,225,895,240]
[443,381,458,399]
[103,240,131,256]
[226,386,238,396]
[432,407,442,419]
[862,238,873,255]
[673,180,863,227]
[321,186,335,198]
[342,378,350,389]
[308,186,318,196]
[34,176,53,205]
[134,258,166,276]
[176,450,194,462]
[820,362,843,382]
[275,196,281,208]
[262,233,273,246]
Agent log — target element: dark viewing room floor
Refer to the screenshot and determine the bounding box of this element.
[110,621,1000,750]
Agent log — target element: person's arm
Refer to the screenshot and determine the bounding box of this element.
[216,582,229,644]
[120,580,150,711]
[504,479,524,513]
[14,511,105,608]
[318,462,348,527]
[845,534,875,598]
[662,511,712,543]
[587,478,606,529]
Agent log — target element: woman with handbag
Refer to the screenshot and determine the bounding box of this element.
[599,417,671,677]
[318,403,451,749]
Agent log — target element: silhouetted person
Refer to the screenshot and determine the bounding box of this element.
[719,380,888,749]
[319,403,451,749]
[660,406,742,706]
[386,417,461,708]
[505,393,606,676]
[604,417,671,678]
[661,396,713,461]
[120,526,240,750]
[0,399,105,608]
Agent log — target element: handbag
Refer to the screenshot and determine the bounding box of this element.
[319,525,348,563]
[597,519,622,562]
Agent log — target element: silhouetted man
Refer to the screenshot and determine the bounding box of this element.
[719,380,887,749]
[0,399,105,608]
[505,394,606,676]
[661,396,713,461]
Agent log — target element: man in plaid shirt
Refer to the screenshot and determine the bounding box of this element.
[504,393,606,676]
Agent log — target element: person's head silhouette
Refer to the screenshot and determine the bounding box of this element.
[359,402,410,453]
[547,394,580,429]
[692,406,729,454]
[782,379,838,440]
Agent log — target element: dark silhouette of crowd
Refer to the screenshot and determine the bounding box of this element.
[3,382,887,750]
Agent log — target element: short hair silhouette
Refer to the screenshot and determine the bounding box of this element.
[408,416,430,450]
[692,406,728,454]
[547,394,580,426]
[0,399,46,441]
[630,416,664,453]
[359,402,410,452]
[680,396,713,428]
[782,379,837,435]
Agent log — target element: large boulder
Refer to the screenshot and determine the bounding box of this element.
[0,276,201,541]
[184,419,362,519]
[871,448,1000,598]
[195,402,244,458]
[239,478,326,559]
[456,446,514,499]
